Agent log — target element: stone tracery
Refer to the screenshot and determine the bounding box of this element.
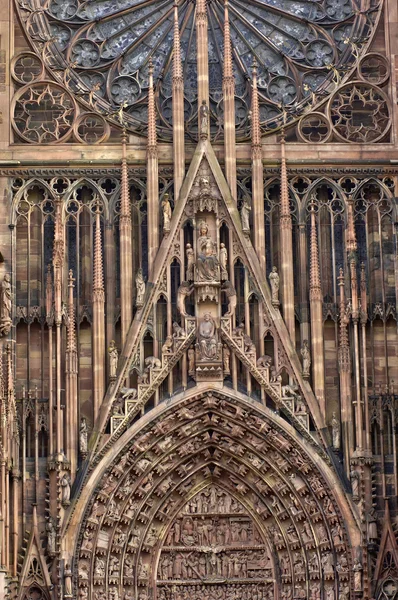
[14,0,380,139]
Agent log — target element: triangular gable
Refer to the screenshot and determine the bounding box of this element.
[91,138,324,460]
[18,508,52,600]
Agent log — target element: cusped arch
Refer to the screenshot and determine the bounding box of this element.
[63,178,110,221]
[64,387,360,600]
[11,178,56,222]
[300,177,348,223]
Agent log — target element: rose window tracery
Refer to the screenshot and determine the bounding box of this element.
[15,0,380,140]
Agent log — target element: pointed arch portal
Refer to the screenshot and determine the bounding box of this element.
[66,387,360,600]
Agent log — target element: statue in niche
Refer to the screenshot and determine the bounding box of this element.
[46,518,56,556]
[301,339,311,378]
[188,346,195,376]
[79,417,88,455]
[108,340,118,379]
[269,266,280,306]
[353,558,363,591]
[223,344,230,374]
[196,221,220,282]
[162,193,172,231]
[0,273,12,335]
[220,243,228,280]
[350,469,360,500]
[61,474,71,506]
[200,100,209,137]
[186,243,195,280]
[64,563,73,598]
[197,313,218,360]
[177,281,194,317]
[222,281,237,317]
[240,196,251,231]
[135,268,145,308]
[331,411,340,450]
[367,507,378,542]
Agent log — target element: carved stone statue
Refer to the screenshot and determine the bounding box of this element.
[269,266,280,306]
[162,193,172,231]
[186,243,194,280]
[196,221,219,282]
[350,469,360,500]
[197,313,218,360]
[80,417,88,455]
[145,356,162,369]
[353,558,363,591]
[367,507,378,542]
[162,336,173,354]
[222,281,237,317]
[173,321,185,338]
[223,345,230,374]
[188,346,195,376]
[301,339,311,378]
[61,474,71,506]
[257,355,272,369]
[0,273,12,335]
[64,563,73,597]
[220,243,228,280]
[331,411,340,450]
[108,340,118,379]
[200,100,209,137]
[46,518,56,556]
[240,196,251,231]
[135,268,146,308]
[177,281,194,317]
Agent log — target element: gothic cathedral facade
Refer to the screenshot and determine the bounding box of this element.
[0,0,397,599]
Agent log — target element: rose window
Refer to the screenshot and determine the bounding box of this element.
[15,0,381,140]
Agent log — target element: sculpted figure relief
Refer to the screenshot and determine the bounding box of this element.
[196,221,220,282]
[186,243,195,280]
[197,313,218,361]
[61,474,71,505]
[64,563,73,597]
[331,412,340,450]
[240,196,251,231]
[269,267,280,306]
[80,417,88,454]
[162,193,172,231]
[220,243,228,280]
[108,340,118,379]
[222,281,237,317]
[300,340,311,378]
[188,346,195,376]
[135,268,146,308]
[200,100,209,137]
[0,273,12,335]
[46,518,56,556]
[177,281,194,317]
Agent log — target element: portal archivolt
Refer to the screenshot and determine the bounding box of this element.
[70,390,358,600]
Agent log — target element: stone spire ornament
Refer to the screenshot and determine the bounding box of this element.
[65,269,78,478]
[92,201,105,422]
[222,0,236,199]
[195,0,209,115]
[251,59,266,271]
[147,58,159,271]
[119,127,133,345]
[172,0,185,199]
[279,131,295,341]
[309,199,325,419]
